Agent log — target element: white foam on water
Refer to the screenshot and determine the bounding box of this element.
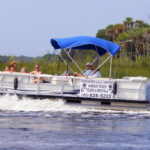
[0,94,150,115]
[0,94,65,112]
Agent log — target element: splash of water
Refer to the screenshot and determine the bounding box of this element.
[0,94,150,115]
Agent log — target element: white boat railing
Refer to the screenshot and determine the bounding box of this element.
[0,72,148,101]
[0,72,83,96]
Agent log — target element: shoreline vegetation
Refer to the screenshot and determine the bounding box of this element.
[1,17,150,78]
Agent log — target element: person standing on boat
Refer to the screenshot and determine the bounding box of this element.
[30,65,43,83]
[10,61,18,72]
[74,62,101,77]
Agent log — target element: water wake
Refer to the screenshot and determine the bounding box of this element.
[0,94,150,115]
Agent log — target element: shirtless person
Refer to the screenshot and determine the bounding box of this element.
[10,61,18,72]
[4,65,11,72]
[30,65,43,83]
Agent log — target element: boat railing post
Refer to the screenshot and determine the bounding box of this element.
[60,77,64,95]
[36,73,40,95]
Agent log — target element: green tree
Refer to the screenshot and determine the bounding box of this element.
[124,17,134,28]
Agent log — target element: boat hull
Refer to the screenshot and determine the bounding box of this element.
[0,72,149,111]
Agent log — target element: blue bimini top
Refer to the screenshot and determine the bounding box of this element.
[50,36,120,56]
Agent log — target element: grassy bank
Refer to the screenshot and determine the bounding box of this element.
[101,56,150,78]
[0,56,150,78]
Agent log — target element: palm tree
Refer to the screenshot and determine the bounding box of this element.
[134,20,144,28]
[124,17,134,28]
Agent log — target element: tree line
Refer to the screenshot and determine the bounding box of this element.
[96,17,150,59]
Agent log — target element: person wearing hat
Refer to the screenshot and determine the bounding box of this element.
[30,65,43,83]
[74,62,101,77]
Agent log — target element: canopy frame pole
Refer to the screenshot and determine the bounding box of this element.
[58,53,74,74]
[56,56,60,75]
[92,56,99,64]
[109,56,112,78]
[94,45,101,66]
[99,55,101,66]
[94,45,101,68]
[68,48,71,54]
[90,54,112,75]
[64,49,84,74]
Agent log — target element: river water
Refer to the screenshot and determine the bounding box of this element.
[0,95,150,150]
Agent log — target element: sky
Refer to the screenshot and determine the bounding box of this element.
[0,0,150,57]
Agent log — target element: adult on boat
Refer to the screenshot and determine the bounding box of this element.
[10,61,18,72]
[30,65,43,83]
[74,62,101,77]
[4,65,11,72]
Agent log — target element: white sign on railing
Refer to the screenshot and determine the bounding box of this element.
[80,79,114,99]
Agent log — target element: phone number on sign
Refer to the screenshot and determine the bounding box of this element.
[89,93,113,99]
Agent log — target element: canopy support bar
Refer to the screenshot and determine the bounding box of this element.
[64,49,84,74]
[109,56,112,78]
[90,54,112,76]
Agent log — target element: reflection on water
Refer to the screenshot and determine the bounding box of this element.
[0,95,150,149]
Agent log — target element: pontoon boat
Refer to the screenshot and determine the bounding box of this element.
[0,36,150,110]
